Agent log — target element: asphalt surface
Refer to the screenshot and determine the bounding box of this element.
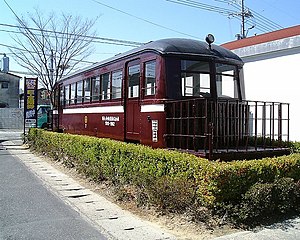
[0,131,107,240]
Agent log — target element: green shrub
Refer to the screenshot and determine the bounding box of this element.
[197,155,300,206]
[290,141,300,153]
[144,176,196,213]
[236,177,300,224]
[27,129,207,212]
[27,128,300,223]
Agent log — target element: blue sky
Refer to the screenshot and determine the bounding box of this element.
[0,0,299,74]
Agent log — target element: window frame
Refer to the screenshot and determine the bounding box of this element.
[144,60,156,97]
[83,78,91,103]
[128,64,140,99]
[181,60,211,98]
[111,69,123,100]
[76,80,83,104]
[64,85,70,106]
[70,83,76,105]
[100,72,111,101]
[215,63,241,99]
[91,76,100,102]
[1,82,8,89]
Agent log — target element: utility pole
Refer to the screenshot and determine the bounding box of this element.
[237,0,253,39]
[241,0,246,39]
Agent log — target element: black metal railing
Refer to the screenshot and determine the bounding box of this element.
[164,98,289,159]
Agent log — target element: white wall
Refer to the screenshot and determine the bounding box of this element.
[242,53,300,141]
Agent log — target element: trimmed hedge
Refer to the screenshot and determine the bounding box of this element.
[198,154,300,205]
[27,129,300,215]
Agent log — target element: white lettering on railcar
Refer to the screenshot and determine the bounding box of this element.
[152,120,158,142]
[102,116,120,122]
[102,116,120,127]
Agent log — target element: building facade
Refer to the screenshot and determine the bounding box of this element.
[222,25,300,141]
[0,72,21,108]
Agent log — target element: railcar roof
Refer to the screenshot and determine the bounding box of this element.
[59,38,243,82]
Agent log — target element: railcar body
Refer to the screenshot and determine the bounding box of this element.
[52,37,289,160]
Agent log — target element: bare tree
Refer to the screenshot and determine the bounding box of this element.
[9,9,98,105]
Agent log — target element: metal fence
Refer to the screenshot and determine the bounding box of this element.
[164,99,289,160]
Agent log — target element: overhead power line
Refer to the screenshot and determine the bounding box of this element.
[90,0,199,39]
[167,0,284,39]
[0,43,97,65]
[0,22,143,47]
[166,0,238,15]
[226,0,283,31]
[2,0,143,47]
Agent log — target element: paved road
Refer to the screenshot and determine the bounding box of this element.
[0,130,107,240]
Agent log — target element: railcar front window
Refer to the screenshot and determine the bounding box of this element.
[181,60,210,97]
[216,63,239,99]
[145,61,156,96]
[112,70,122,99]
[128,64,140,98]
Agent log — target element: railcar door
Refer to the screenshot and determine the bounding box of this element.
[125,60,141,142]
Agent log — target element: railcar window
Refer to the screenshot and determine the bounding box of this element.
[181,60,210,97]
[128,64,140,98]
[216,63,239,98]
[84,78,91,102]
[101,73,111,100]
[145,61,156,96]
[70,83,76,104]
[112,70,122,99]
[77,80,83,104]
[60,87,64,107]
[91,76,100,101]
[1,82,8,88]
[64,85,70,106]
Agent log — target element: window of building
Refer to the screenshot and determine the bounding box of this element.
[181,60,210,97]
[215,63,239,99]
[101,73,111,100]
[91,76,100,101]
[84,78,91,103]
[76,80,83,104]
[112,70,122,99]
[145,61,156,96]
[1,82,8,89]
[128,64,140,98]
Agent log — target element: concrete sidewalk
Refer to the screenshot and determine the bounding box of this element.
[214,218,300,240]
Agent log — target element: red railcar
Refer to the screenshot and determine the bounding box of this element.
[52,37,289,160]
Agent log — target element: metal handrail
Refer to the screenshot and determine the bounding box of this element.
[164,98,290,159]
